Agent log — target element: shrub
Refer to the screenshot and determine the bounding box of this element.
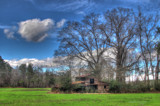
[108,80,153,93]
[51,86,60,93]
[155,83,160,91]
[109,80,121,93]
[85,87,96,93]
[51,71,73,93]
[72,84,85,93]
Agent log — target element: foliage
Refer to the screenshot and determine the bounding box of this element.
[109,80,121,93]
[0,56,56,88]
[155,83,160,91]
[72,84,85,92]
[49,77,55,86]
[108,80,156,93]
[0,56,12,87]
[58,71,73,93]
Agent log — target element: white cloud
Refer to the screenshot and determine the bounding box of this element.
[4,29,15,39]
[4,56,84,69]
[0,24,11,29]
[125,0,150,3]
[56,19,66,28]
[30,0,95,12]
[125,74,160,82]
[76,11,86,15]
[3,26,17,39]
[18,18,54,42]
[5,58,55,68]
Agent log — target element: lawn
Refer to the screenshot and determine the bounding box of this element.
[0,88,160,106]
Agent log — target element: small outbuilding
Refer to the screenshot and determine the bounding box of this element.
[72,74,109,92]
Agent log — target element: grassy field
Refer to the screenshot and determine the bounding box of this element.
[0,88,160,106]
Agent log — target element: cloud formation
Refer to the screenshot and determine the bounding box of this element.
[3,26,17,39]
[5,57,84,70]
[18,18,54,42]
[5,58,54,68]
[30,0,95,13]
[0,24,11,29]
[28,0,159,15]
[127,0,150,3]
[4,29,15,39]
[57,19,66,28]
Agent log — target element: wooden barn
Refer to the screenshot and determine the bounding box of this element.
[72,74,109,92]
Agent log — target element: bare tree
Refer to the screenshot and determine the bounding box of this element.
[55,13,108,80]
[155,41,160,86]
[100,8,139,82]
[135,8,159,86]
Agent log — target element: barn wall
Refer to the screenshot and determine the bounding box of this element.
[84,77,99,85]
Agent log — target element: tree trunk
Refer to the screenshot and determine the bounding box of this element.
[155,52,159,86]
[116,48,125,82]
[145,61,150,87]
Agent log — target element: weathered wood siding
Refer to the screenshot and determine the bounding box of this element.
[84,77,99,85]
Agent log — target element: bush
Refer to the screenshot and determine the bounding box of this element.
[155,83,160,91]
[85,87,97,93]
[72,84,85,93]
[52,71,73,93]
[51,86,60,93]
[108,80,153,93]
[109,80,121,93]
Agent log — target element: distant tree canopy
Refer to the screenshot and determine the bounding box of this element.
[0,56,12,72]
[0,56,12,86]
[0,56,57,88]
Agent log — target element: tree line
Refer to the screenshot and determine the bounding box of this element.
[0,56,56,87]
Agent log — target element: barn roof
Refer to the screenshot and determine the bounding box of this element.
[75,74,91,78]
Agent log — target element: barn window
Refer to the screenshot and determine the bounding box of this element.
[90,79,94,84]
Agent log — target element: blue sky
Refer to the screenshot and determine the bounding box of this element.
[0,0,159,67]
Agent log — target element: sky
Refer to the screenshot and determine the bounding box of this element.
[0,0,159,67]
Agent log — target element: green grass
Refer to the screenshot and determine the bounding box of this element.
[0,88,160,106]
